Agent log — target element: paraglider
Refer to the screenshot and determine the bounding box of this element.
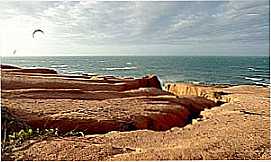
[32,29,44,38]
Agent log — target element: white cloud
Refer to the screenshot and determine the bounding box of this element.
[0,1,269,56]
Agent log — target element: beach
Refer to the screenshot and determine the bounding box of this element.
[1,65,270,160]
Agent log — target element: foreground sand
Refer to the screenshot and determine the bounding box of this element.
[1,65,270,160]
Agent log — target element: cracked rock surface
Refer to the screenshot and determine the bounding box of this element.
[2,67,216,133]
[12,85,269,161]
[1,65,270,160]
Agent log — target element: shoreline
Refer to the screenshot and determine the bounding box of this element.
[165,80,270,88]
[2,63,270,88]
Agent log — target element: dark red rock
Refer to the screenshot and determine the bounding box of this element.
[1,64,21,69]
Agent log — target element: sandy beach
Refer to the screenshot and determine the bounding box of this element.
[1,65,270,160]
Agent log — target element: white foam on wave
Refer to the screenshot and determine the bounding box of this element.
[254,82,270,86]
[253,74,270,79]
[248,67,255,71]
[104,66,137,71]
[51,64,69,68]
[247,67,266,72]
[126,62,132,65]
[244,77,263,81]
[67,70,85,74]
[192,81,201,84]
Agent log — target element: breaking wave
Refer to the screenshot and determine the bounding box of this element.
[103,66,138,71]
[244,77,263,81]
[248,67,255,71]
[247,67,266,72]
[51,64,69,68]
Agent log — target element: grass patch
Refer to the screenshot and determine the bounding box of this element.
[1,106,85,160]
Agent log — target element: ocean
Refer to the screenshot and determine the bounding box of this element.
[1,56,270,86]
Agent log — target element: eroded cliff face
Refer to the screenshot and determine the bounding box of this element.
[2,65,270,160]
[165,83,234,103]
[1,65,216,134]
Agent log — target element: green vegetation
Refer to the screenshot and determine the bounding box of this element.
[2,128,57,160]
[2,126,85,160]
[1,106,85,160]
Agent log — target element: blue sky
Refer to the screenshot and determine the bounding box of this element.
[0,0,269,56]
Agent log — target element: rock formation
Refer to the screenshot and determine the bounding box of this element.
[2,65,269,160]
[165,83,232,103]
[1,65,216,134]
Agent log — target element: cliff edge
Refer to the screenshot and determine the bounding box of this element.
[1,65,270,160]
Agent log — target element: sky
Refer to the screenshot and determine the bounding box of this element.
[0,0,270,56]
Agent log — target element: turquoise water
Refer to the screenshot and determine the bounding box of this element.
[1,56,270,86]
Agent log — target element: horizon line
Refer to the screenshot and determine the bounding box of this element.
[2,55,270,57]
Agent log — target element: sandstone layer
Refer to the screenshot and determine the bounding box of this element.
[1,65,270,160]
[1,65,216,134]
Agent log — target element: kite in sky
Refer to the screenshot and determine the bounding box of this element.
[32,29,44,38]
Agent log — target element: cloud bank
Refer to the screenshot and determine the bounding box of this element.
[0,1,269,56]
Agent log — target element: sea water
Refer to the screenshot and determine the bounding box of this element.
[1,56,270,86]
